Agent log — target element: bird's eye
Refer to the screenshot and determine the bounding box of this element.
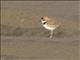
[41,17,43,19]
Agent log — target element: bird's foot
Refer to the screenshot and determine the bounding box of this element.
[50,35,53,39]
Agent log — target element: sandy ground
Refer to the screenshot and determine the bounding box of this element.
[1,1,80,60]
[1,1,79,28]
[1,36,80,60]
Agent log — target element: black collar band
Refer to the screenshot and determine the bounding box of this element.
[43,22,47,24]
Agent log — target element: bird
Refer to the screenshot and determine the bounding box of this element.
[40,16,60,38]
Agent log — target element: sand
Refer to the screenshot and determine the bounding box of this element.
[1,36,80,60]
[1,1,80,60]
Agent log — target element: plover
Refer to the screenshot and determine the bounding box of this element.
[40,16,60,38]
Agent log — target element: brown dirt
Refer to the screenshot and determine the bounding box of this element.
[1,36,80,60]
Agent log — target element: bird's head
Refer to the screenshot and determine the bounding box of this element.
[40,16,50,23]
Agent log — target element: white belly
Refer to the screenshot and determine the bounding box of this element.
[43,24,56,30]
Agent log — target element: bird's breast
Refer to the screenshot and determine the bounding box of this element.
[43,24,56,30]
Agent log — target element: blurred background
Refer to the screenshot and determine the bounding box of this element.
[1,1,80,60]
[1,1,80,37]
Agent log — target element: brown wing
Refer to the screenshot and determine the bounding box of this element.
[47,19,58,25]
[47,19,60,28]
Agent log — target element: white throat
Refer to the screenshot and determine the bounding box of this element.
[41,20,46,23]
[43,24,56,30]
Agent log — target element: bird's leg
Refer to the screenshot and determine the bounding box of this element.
[50,30,53,38]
